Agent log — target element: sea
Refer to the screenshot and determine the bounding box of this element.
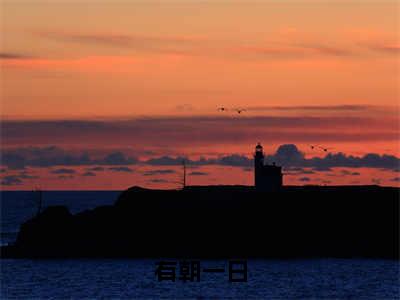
[1,191,399,299]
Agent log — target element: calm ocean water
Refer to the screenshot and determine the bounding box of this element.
[1,191,399,299]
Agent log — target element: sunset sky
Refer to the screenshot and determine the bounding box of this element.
[1,0,399,189]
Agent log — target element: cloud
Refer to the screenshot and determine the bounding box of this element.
[0,146,137,169]
[218,155,252,167]
[245,105,373,112]
[108,166,134,173]
[1,176,23,186]
[38,32,136,47]
[271,145,399,171]
[17,171,39,179]
[1,144,399,172]
[36,31,197,55]
[299,177,311,182]
[0,52,32,60]
[37,31,353,59]
[284,167,315,175]
[340,170,360,176]
[103,152,137,165]
[147,155,252,168]
[82,171,96,177]
[1,152,27,169]
[86,166,105,172]
[143,169,175,176]
[35,30,398,61]
[272,144,304,165]
[148,178,169,183]
[0,170,39,186]
[3,114,397,151]
[239,43,351,58]
[299,44,351,56]
[366,43,400,54]
[189,171,208,176]
[58,175,74,179]
[146,156,187,166]
[147,144,400,171]
[51,168,76,174]
[390,177,400,182]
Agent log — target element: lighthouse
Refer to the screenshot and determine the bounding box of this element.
[254,143,265,187]
[254,143,283,191]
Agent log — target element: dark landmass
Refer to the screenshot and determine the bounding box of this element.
[1,185,399,259]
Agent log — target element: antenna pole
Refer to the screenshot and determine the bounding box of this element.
[183,159,186,189]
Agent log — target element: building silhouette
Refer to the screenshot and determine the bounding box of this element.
[254,143,283,191]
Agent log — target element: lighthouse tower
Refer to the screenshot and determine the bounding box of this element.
[254,143,265,187]
[254,143,283,191]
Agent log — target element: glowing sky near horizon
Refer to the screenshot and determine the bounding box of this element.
[1,1,399,189]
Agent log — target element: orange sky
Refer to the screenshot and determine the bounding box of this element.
[2,1,399,118]
[1,1,399,189]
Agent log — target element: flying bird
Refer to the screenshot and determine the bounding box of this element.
[236,109,246,114]
[310,144,319,150]
[218,107,228,112]
[318,146,334,152]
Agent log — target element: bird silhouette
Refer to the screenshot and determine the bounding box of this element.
[236,109,246,114]
[318,146,334,152]
[218,107,228,112]
[310,144,319,150]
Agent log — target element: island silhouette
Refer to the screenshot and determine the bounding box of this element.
[1,144,399,259]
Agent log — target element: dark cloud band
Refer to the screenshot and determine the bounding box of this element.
[1,144,398,171]
[2,114,398,150]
